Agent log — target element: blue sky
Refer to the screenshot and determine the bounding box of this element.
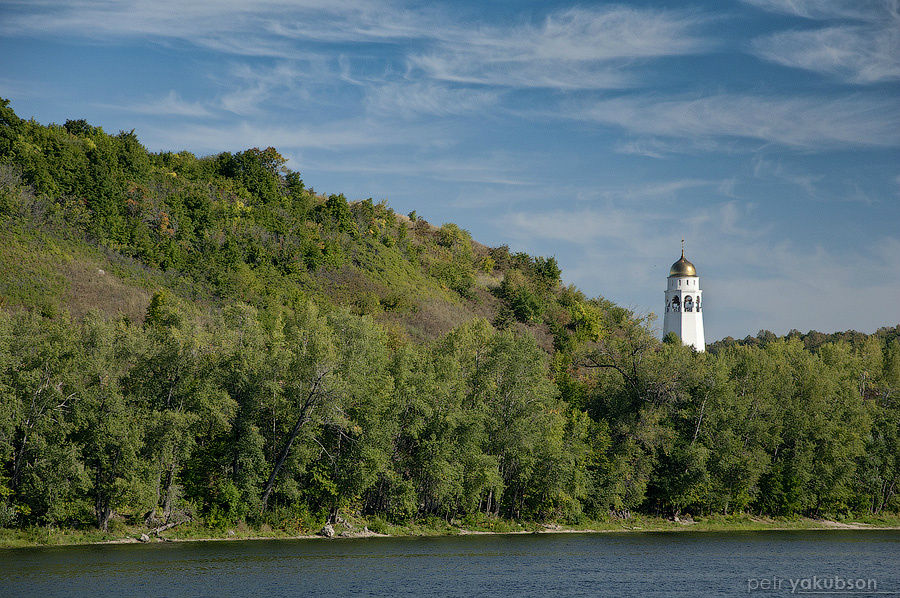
[1,0,898,340]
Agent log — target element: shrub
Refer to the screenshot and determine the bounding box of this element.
[430,260,476,299]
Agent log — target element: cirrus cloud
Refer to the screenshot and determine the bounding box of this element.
[745,0,900,83]
[573,93,900,148]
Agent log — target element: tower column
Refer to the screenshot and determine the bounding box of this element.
[663,244,705,351]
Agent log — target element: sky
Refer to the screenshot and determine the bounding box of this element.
[1,0,898,341]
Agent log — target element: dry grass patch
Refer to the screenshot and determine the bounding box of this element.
[62,259,151,321]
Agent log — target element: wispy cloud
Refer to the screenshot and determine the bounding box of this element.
[98,90,212,117]
[304,152,534,187]
[0,0,427,54]
[408,6,712,90]
[708,235,900,336]
[0,77,56,102]
[573,93,900,148]
[408,54,632,90]
[752,156,822,195]
[3,2,711,64]
[740,0,892,21]
[365,82,499,117]
[216,62,323,115]
[503,194,758,249]
[614,136,733,158]
[137,118,448,155]
[506,208,660,247]
[2,2,713,92]
[752,156,891,204]
[751,25,900,84]
[0,0,725,138]
[588,179,722,205]
[746,0,900,83]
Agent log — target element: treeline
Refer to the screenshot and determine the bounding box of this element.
[0,299,587,530]
[0,98,898,531]
[711,325,900,354]
[1,301,898,531]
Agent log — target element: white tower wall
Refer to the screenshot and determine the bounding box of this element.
[663,274,705,352]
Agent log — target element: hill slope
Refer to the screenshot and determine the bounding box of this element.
[0,98,605,351]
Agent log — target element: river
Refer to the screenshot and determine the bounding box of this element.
[2,530,898,597]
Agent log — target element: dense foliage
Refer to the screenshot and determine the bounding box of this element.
[0,99,898,532]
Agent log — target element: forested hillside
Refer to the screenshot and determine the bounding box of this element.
[1,98,898,535]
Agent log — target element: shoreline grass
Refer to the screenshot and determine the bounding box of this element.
[2,514,899,549]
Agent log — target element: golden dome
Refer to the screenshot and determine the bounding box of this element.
[669,248,697,277]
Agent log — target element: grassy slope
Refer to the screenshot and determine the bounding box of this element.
[0,212,539,346]
[1,225,151,321]
[0,223,221,323]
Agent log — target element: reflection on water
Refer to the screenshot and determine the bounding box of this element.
[2,530,898,597]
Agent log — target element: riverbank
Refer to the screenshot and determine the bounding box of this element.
[2,514,899,549]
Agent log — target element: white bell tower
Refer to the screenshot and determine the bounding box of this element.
[663,240,705,352]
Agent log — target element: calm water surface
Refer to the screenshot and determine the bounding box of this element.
[1,530,898,597]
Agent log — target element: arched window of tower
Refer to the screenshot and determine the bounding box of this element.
[684,296,693,312]
[672,296,680,312]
